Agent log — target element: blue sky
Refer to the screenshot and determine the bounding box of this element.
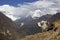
[0,0,38,6]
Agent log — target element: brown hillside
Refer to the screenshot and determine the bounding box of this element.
[20,30,60,40]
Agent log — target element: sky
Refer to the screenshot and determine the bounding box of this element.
[0,0,60,21]
[0,0,38,6]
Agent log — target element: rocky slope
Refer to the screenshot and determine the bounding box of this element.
[0,12,19,40]
[20,30,60,40]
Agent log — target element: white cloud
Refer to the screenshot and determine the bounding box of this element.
[32,1,54,8]
[0,5,17,20]
[0,0,60,21]
[31,10,42,18]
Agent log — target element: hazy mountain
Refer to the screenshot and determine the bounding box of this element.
[15,14,52,35]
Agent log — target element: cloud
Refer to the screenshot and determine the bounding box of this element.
[0,5,17,20]
[0,0,60,21]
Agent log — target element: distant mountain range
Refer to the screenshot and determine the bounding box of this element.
[0,12,53,40]
[1,12,60,40]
